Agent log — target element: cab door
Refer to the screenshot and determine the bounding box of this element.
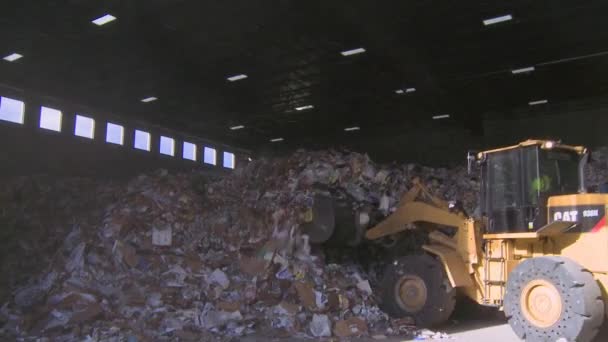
[481,146,542,233]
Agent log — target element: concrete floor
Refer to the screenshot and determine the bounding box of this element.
[404,316,608,342]
[240,319,608,342]
[240,303,608,341]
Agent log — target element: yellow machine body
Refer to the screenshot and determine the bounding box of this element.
[365,140,608,312]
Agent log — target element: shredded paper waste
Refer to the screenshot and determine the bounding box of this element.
[1,147,607,340]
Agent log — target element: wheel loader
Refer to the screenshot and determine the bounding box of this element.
[362,139,608,342]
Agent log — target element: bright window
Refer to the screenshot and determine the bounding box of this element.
[204,147,217,165]
[0,97,25,124]
[39,107,62,132]
[74,115,95,139]
[106,123,124,145]
[183,142,197,161]
[134,130,151,151]
[160,136,175,156]
[223,152,235,169]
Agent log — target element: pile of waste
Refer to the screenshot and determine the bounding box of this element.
[0,147,607,341]
[587,146,608,191]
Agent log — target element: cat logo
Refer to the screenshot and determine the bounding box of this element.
[554,209,600,222]
[554,210,578,222]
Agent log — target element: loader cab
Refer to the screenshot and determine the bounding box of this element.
[477,140,587,233]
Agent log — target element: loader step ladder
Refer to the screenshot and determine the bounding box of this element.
[483,240,506,306]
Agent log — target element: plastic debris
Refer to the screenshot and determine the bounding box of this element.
[209,269,231,289]
[309,314,332,337]
[2,147,606,340]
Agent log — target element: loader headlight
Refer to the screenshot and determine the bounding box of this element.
[542,141,555,149]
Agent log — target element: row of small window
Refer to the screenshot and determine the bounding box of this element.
[0,96,236,169]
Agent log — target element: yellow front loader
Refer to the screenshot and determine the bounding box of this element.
[366,140,608,342]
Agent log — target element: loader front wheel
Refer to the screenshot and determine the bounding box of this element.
[504,256,604,342]
[380,254,455,327]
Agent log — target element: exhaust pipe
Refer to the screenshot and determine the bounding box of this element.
[579,152,589,193]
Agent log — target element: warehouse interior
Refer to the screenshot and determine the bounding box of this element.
[2,1,608,341]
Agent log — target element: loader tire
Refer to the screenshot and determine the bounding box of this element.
[380,254,455,327]
[504,256,604,342]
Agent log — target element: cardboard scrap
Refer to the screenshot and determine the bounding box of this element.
[334,317,368,337]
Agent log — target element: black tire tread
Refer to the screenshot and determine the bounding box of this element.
[380,254,456,327]
[504,256,604,342]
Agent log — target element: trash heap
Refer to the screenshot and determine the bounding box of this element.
[1,147,607,341]
[587,146,608,190]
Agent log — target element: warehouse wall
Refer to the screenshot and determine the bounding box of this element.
[361,100,608,167]
[0,93,249,179]
[483,101,608,150]
[348,125,480,167]
[4,87,608,176]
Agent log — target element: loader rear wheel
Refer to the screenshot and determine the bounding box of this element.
[380,254,455,327]
[504,256,604,342]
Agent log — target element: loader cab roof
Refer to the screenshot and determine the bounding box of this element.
[477,139,587,160]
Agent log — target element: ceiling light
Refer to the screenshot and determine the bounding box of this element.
[92,14,117,26]
[483,14,513,26]
[270,138,284,142]
[227,74,248,82]
[511,66,535,74]
[341,48,366,56]
[432,114,450,120]
[529,99,548,106]
[141,96,157,103]
[295,105,314,111]
[230,125,245,130]
[3,53,23,62]
[395,88,416,94]
[344,126,360,131]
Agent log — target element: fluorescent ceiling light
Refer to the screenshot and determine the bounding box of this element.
[141,96,157,103]
[341,48,366,56]
[230,125,245,130]
[270,138,284,142]
[529,99,548,106]
[295,105,314,111]
[92,14,117,26]
[227,74,248,82]
[395,88,416,94]
[344,126,360,131]
[432,114,450,120]
[483,14,513,26]
[511,66,535,74]
[3,53,23,62]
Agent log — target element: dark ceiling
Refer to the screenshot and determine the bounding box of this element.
[2,0,608,153]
